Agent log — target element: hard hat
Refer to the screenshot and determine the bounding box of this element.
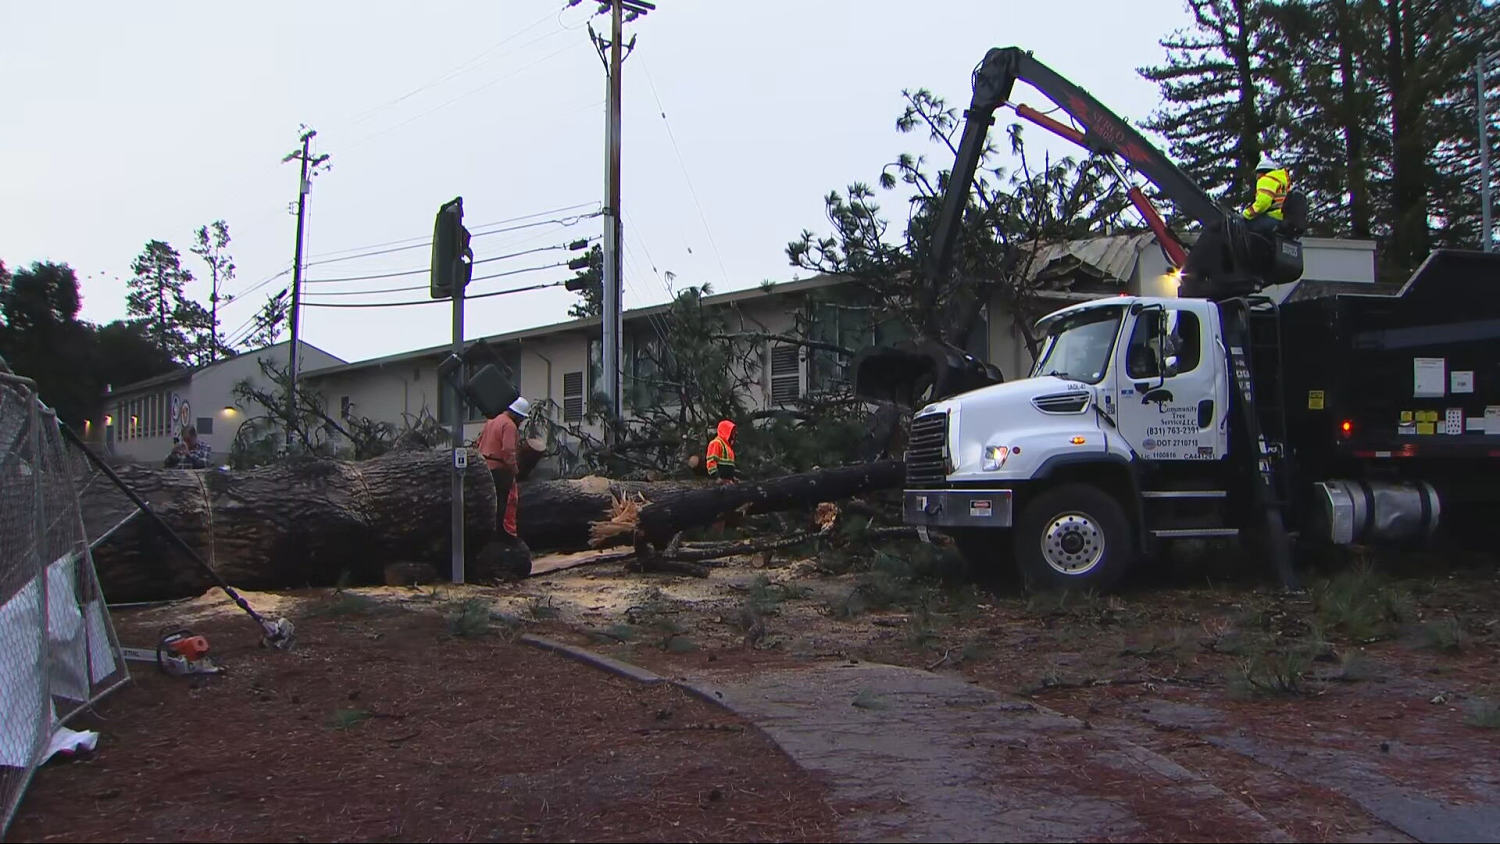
[508,396,532,417]
[1257,154,1279,171]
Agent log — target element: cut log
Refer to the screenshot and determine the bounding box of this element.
[81,451,498,602]
[515,476,703,551]
[629,460,905,547]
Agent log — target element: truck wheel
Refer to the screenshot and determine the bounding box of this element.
[1013,484,1134,593]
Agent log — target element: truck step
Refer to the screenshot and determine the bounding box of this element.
[1141,490,1228,500]
[1150,528,1241,539]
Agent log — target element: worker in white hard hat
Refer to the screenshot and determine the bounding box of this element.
[478,396,532,541]
[1242,154,1290,236]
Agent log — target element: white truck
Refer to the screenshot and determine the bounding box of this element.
[864,48,1499,591]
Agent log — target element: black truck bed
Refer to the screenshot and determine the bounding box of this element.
[1277,250,1500,476]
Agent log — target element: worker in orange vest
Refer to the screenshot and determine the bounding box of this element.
[478,396,531,541]
[705,419,737,483]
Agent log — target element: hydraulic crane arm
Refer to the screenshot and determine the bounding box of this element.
[929,46,1226,283]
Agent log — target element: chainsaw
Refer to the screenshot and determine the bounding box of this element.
[120,628,223,676]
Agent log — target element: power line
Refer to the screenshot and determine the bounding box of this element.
[301,277,570,309]
[224,265,292,303]
[302,237,596,285]
[300,210,600,269]
[301,259,575,304]
[303,200,599,261]
[640,56,731,287]
[343,9,558,127]
[345,37,585,153]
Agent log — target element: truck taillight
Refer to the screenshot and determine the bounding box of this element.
[1340,419,1353,439]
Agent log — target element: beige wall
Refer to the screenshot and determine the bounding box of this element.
[102,341,343,463]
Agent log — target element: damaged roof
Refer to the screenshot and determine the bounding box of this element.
[1020,232,1159,286]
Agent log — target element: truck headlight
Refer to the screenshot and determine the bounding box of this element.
[982,445,1010,471]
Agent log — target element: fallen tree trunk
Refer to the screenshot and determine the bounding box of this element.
[516,477,705,551]
[82,451,498,601]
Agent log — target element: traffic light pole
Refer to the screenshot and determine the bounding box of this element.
[450,284,465,584]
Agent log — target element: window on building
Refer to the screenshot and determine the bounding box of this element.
[563,371,584,422]
[768,343,804,404]
[804,302,921,393]
[196,416,214,435]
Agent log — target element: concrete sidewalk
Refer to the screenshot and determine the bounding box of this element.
[677,662,1292,842]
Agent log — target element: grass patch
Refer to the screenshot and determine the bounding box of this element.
[1464,698,1500,729]
[851,689,888,710]
[1419,617,1467,653]
[526,596,561,620]
[328,708,371,730]
[446,598,492,638]
[1231,640,1316,697]
[1312,566,1414,642]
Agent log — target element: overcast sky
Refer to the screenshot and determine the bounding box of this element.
[1,0,1190,364]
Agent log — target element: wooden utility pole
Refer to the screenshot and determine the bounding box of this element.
[282,127,330,446]
[588,0,654,443]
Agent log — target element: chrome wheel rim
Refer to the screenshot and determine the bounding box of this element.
[1040,511,1105,575]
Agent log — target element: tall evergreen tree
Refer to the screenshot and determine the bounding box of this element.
[127,239,197,364]
[1139,0,1289,208]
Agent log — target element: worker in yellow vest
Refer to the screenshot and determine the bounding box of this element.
[1243,154,1290,237]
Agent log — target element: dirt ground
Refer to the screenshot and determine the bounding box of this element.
[11,541,1500,842]
[7,590,841,843]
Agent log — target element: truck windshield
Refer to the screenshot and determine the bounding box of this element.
[1031,306,1124,384]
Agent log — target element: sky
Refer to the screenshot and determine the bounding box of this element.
[0,0,1191,364]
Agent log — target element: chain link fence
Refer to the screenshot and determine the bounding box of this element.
[0,373,128,834]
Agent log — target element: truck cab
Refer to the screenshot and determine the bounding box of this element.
[904,296,1237,590]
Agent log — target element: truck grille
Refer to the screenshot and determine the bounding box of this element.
[905,412,949,488]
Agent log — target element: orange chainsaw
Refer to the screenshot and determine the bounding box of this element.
[120,628,222,676]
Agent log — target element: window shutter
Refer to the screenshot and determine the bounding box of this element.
[563,370,585,422]
[769,343,803,404]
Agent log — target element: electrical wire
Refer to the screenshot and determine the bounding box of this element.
[301,237,597,285]
[301,260,574,305]
[301,211,601,269]
[303,200,599,261]
[344,36,584,153]
[343,8,558,127]
[301,278,569,309]
[640,57,732,288]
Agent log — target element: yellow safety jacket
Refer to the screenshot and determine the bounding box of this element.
[1243,168,1290,221]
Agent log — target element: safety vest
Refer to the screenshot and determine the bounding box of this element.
[705,436,736,477]
[1243,168,1290,221]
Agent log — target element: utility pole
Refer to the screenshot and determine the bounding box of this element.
[583,0,653,443]
[282,127,330,447]
[1481,53,1496,252]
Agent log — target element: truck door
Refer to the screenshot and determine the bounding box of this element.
[1113,303,1227,461]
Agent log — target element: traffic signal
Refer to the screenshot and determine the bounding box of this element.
[566,254,592,272]
[430,197,473,299]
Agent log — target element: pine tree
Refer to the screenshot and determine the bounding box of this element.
[126,240,197,365]
[1139,0,1289,207]
[190,220,237,361]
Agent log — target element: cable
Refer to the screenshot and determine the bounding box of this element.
[640,57,732,287]
[303,200,599,261]
[224,265,292,303]
[301,211,600,269]
[302,237,597,285]
[301,278,570,308]
[343,8,558,127]
[345,37,584,153]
